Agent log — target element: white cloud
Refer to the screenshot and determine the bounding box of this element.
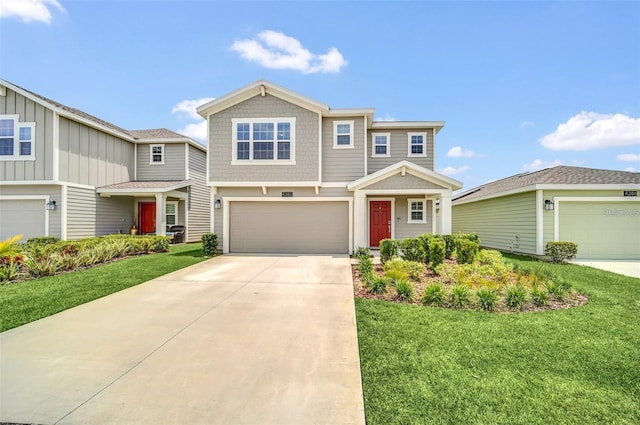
[617,153,640,162]
[439,166,470,176]
[522,159,563,172]
[540,111,640,151]
[0,0,63,24]
[447,146,477,158]
[231,30,347,74]
[520,121,534,128]
[171,97,214,143]
[375,113,396,122]
[624,167,636,172]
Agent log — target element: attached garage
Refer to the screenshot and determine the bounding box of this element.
[0,198,47,241]
[228,201,350,254]
[559,200,640,260]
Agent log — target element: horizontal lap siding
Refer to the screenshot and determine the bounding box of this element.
[0,88,54,181]
[368,129,434,174]
[453,192,537,254]
[67,186,134,239]
[322,117,365,182]
[136,144,186,180]
[393,197,433,239]
[187,146,210,242]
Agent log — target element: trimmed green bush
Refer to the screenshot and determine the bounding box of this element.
[354,246,371,260]
[202,233,218,256]
[428,237,446,270]
[379,239,399,263]
[455,239,479,264]
[25,236,60,247]
[545,241,578,263]
[454,232,480,244]
[417,234,433,264]
[399,238,425,263]
[421,284,445,306]
[441,234,455,259]
[383,257,424,281]
[358,256,374,278]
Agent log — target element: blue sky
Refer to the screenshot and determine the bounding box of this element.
[1,0,638,190]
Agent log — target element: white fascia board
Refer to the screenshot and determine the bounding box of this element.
[348,160,462,191]
[371,121,445,132]
[325,108,375,117]
[135,139,206,152]
[96,182,191,195]
[0,180,96,190]
[207,181,322,187]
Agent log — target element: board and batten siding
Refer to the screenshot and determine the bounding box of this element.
[208,94,320,182]
[0,87,55,181]
[186,145,210,241]
[368,128,434,174]
[452,192,537,254]
[58,117,134,187]
[136,143,186,181]
[322,117,365,182]
[0,184,62,238]
[66,185,134,239]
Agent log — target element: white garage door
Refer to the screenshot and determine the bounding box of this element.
[229,201,349,254]
[0,199,46,242]
[559,201,640,260]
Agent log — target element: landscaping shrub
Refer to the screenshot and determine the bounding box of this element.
[358,256,374,279]
[202,233,218,256]
[455,239,479,264]
[385,268,409,284]
[545,241,578,263]
[450,284,471,308]
[354,246,371,260]
[441,234,455,259]
[505,285,527,309]
[0,262,22,282]
[477,249,503,266]
[475,286,498,311]
[428,237,445,270]
[531,285,548,306]
[24,255,62,277]
[367,276,389,294]
[454,232,480,244]
[399,238,425,263]
[421,284,445,306]
[383,257,424,281]
[25,236,60,247]
[417,234,433,264]
[394,278,414,301]
[379,239,399,263]
[545,275,570,301]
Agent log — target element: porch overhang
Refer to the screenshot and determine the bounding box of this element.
[96,180,190,198]
[347,160,463,192]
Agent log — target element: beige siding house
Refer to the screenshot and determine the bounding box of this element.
[452,166,640,260]
[0,79,210,242]
[197,80,462,254]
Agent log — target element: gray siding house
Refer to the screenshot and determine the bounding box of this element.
[0,79,210,242]
[451,166,640,260]
[197,80,462,254]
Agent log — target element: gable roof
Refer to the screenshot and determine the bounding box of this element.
[453,166,640,204]
[348,160,463,191]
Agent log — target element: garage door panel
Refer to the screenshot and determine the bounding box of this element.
[230,202,349,254]
[0,199,46,241]
[559,201,640,260]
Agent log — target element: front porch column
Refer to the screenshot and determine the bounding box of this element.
[353,190,367,249]
[439,193,453,235]
[155,193,166,236]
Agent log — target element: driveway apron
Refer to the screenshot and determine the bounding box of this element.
[0,255,366,425]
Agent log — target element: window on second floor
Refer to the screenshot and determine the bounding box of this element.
[232,118,296,164]
[150,144,165,164]
[407,199,427,223]
[408,132,427,157]
[334,120,354,149]
[371,133,390,157]
[0,114,35,161]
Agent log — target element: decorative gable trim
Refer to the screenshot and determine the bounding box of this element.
[347,160,463,191]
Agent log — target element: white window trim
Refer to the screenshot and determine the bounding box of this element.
[371,132,390,157]
[407,132,427,158]
[149,144,165,165]
[407,198,427,223]
[231,117,296,165]
[333,120,354,149]
[166,200,178,226]
[0,114,36,161]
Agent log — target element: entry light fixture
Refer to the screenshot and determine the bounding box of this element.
[214,199,221,209]
[544,199,554,211]
[46,200,56,211]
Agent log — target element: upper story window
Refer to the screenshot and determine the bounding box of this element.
[333,120,354,149]
[408,132,427,157]
[0,114,35,161]
[232,118,296,164]
[150,144,165,164]
[408,199,427,223]
[371,133,390,157]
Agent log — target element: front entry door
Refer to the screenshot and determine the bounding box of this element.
[139,202,156,234]
[369,201,391,247]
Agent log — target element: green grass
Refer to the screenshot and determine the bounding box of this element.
[356,254,640,425]
[0,243,206,332]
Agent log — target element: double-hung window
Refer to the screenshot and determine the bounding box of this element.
[232,118,295,164]
[0,115,35,161]
[166,201,178,226]
[408,132,427,157]
[150,144,164,164]
[371,133,390,157]
[333,120,354,148]
[408,199,427,223]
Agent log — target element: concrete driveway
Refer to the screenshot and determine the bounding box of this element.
[570,260,640,279]
[0,255,365,425]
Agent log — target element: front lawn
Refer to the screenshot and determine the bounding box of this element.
[356,254,640,424]
[0,243,206,332]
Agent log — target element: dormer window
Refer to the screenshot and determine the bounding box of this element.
[232,118,296,164]
[0,115,35,161]
[334,120,354,149]
[408,132,427,157]
[150,144,164,164]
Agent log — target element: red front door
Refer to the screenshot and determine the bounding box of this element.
[370,201,391,247]
[139,202,156,234]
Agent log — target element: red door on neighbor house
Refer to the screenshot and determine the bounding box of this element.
[370,201,391,247]
[139,202,156,234]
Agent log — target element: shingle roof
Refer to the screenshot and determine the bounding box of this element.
[127,128,189,139]
[97,180,190,191]
[453,166,640,203]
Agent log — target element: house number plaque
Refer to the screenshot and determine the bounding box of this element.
[282,191,293,197]
[623,191,637,197]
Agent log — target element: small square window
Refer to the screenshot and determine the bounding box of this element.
[334,120,354,148]
[372,133,390,157]
[150,144,164,164]
[408,199,427,223]
[408,132,427,157]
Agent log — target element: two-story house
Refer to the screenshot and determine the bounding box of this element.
[0,79,210,242]
[197,80,463,254]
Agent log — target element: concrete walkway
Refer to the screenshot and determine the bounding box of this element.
[570,260,640,279]
[0,255,365,425]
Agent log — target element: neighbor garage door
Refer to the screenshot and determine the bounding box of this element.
[0,199,46,241]
[559,201,640,260]
[229,201,349,254]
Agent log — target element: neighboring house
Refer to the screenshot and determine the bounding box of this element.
[0,79,210,242]
[451,166,640,260]
[197,80,463,254]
